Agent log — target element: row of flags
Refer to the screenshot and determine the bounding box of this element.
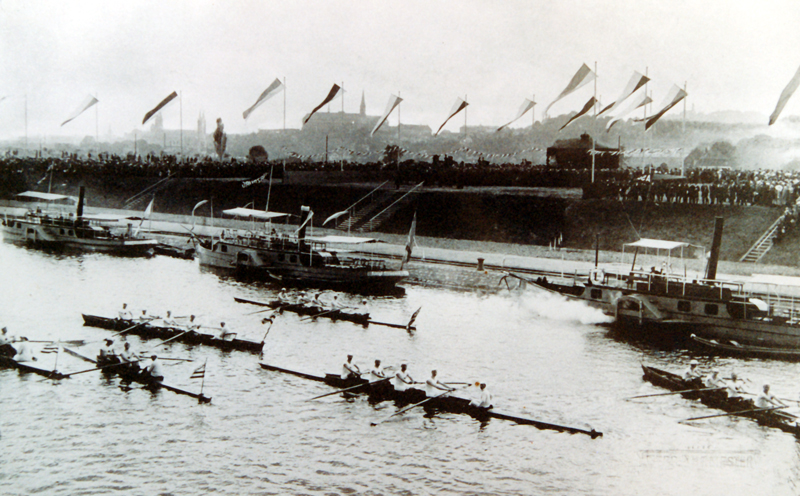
[55,62,800,134]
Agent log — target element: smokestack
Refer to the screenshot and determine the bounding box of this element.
[704,217,724,281]
[76,186,85,218]
[298,205,311,242]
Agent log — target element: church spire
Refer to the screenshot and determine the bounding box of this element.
[360,91,366,115]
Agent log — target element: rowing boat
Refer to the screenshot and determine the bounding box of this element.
[641,365,800,435]
[65,347,210,402]
[690,334,800,359]
[81,314,264,353]
[259,362,602,437]
[0,354,68,379]
[235,297,370,326]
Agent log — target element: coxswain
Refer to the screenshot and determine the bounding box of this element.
[341,355,361,380]
[118,303,132,321]
[369,359,386,383]
[218,322,235,341]
[755,384,787,409]
[425,370,454,397]
[469,383,493,409]
[392,364,414,392]
[683,360,702,382]
[12,337,36,362]
[145,355,164,382]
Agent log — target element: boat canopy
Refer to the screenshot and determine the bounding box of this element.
[17,191,74,202]
[84,213,126,222]
[624,239,690,251]
[222,208,288,220]
[306,235,378,244]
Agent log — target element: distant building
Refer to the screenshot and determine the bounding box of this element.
[546,133,620,169]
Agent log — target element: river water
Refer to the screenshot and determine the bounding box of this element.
[1,241,799,495]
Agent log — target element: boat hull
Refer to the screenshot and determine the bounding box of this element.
[234,297,370,326]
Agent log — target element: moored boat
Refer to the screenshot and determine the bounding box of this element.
[81,314,264,353]
[641,364,800,436]
[259,362,602,437]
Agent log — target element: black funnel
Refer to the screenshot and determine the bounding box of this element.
[704,217,724,281]
[76,186,85,218]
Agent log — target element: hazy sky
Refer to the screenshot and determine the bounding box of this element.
[1,0,799,139]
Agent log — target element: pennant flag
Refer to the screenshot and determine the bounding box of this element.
[545,64,595,114]
[61,95,98,127]
[606,92,652,131]
[192,199,209,215]
[142,91,178,125]
[497,98,536,131]
[191,362,206,380]
[769,65,800,125]
[559,97,597,131]
[41,343,60,354]
[403,212,416,265]
[370,94,403,137]
[645,85,687,131]
[434,98,468,136]
[295,210,314,233]
[598,71,649,116]
[243,78,284,119]
[303,84,341,124]
[143,198,154,219]
[242,172,269,188]
[323,210,349,226]
[407,307,421,330]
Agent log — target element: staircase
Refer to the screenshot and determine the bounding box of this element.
[357,182,423,233]
[123,173,177,210]
[739,216,784,263]
[336,190,396,232]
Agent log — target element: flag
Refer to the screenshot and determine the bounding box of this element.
[598,71,649,116]
[243,78,284,119]
[606,92,652,131]
[41,343,59,354]
[192,199,209,216]
[434,98,468,136]
[559,97,596,131]
[545,63,595,114]
[769,65,800,125]
[61,95,99,127]
[303,84,341,124]
[370,94,403,136]
[497,98,536,131]
[295,210,314,233]
[143,198,154,219]
[142,91,178,125]
[191,362,206,380]
[242,172,269,188]
[403,212,416,265]
[406,306,421,330]
[645,85,687,131]
[323,210,349,226]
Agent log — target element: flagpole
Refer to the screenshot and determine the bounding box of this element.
[283,77,286,132]
[464,94,468,139]
[95,92,99,146]
[200,358,207,396]
[592,61,597,184]
[24,94,28,153]
[532,94,536,128]
[180,91,184,160]
[642,67,648,169]
[398,91,401,141]
[682,81,687,177]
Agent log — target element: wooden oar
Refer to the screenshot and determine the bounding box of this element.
[626,386,727,400]
[246,307,277,316]
[299,306,354,322]
[681,405,788,422]
[307,376,391,401]
[63,358,145,377]
[143,330,192,352]
[370,384,471,426]
[29,339,88,346]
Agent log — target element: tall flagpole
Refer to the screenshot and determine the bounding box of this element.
[24,94,28,152]
[592,61,597,184]
[642,67,648,169]
[464,94,468,139]
[95,92,99,146]
[179,91,183,160]
[283,77,286,132]
[397,91,401,141]
[532,93,536,128]
[682,81,687,177]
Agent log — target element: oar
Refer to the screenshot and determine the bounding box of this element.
[246,307,278,316]
[370,384,471,426]
[107,322,146,340]
[626,386,727,400]
[367,309,418,331]
[143,330,192,352]
[307,376,390,401]
[29,339,88,346]
[681,405,788,422]
[299,307,354,322]
[63,358,145,378]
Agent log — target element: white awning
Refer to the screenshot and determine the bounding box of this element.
[17,191,73,201]
[750,274,800,287]
[222,208,288,220]
[84,214,124,222]
[624,239,690,251]
[306,235,378,244]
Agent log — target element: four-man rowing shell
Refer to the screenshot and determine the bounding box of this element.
[81,314,264,353]
[234,297,370,326]
[259,362,602,438]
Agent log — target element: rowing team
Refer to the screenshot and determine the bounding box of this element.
[0,327,37,362]
[278,289,367,311]
[118,303,237,341]
[683,359,792,412]
[98,338,164,382]
[342,355,493,408]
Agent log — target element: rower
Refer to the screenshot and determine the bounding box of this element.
[470,383,493,409]
[393,364,414,391]
[755,384,787,409]
[683,360,702,382]
[218,322,236,341]
[341,355,361,380]
[703,370,723,388]
[12,337,36,363]
[369,360,386,383]
[312,293,323,307]
[137,310,151,323]
[119,342,140,372]
[277,288,289,302]
[145,354,164,382]
[161,310,178,327]
[331,295,343,309]
[724,372,748,406]
[0,327,14,356]
[425,370,454,397]
[186,315,201,333]
[118,303,132,321]
[98,339,116,361]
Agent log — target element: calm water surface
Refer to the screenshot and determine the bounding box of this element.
[1,242,799,495]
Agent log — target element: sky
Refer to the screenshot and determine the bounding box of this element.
[1,0,799,140]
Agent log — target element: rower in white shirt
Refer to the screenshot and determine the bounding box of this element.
[98,339,116,361]
[703,370,724,388]
[683,360,702,381]
[12,337,36,363]
[425,370,454,397]
[119,342,140,369]
[118,303,133,321]
[145,355,164,382]
[218,322,236,341]
[341,355,361,380]
[470,383,493,409]
[369,359,386,383]
[185,315,201,333]
[755,384,787,409]
[137,310,151,323]
[393,364,414,391]
[161,310,179,327]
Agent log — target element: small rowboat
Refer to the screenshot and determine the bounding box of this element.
[235,297,370,326]
[81,314,264,353]
[65,348,210,403]
[0,354,68,380]
[690,334,800,359]
[641,365,800,436]
[259,362,602,438]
